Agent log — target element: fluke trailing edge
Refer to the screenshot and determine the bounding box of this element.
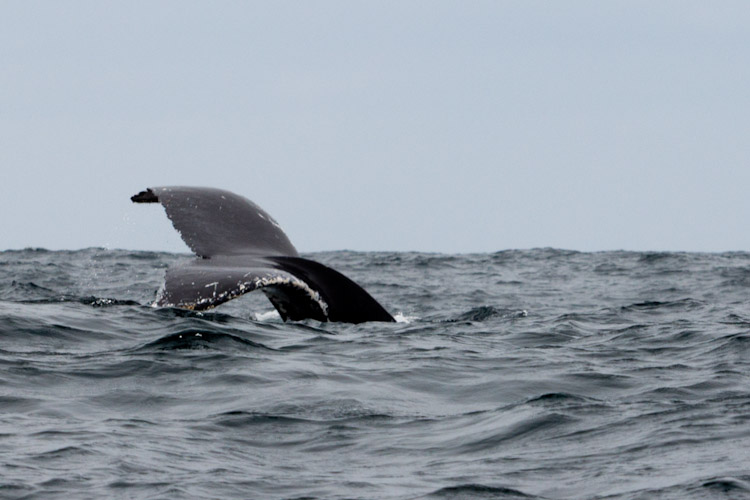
[131,186,395,323]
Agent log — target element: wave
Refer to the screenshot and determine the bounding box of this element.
[134,330,274,352]
[524,392,598,406]
[449,306,528,323]
[621,475,750,499]
[424,483,536,498]
[699,476,750,494]
[0,281,61,302]
[620,298,705,313]
[2,281,142,308]
[452,413,574,454]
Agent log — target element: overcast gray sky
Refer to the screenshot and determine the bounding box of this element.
[2,1,749,253]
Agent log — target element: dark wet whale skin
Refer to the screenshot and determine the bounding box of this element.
[132,186,394,323]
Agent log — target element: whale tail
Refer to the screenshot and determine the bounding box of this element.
[132,186,394,323]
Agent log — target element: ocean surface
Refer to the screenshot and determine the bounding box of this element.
[1,248,750,499]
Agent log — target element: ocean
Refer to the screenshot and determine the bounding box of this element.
[1,248,750,499]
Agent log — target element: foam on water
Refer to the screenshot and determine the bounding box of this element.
[393,311,417,323]
[253,309,281,322]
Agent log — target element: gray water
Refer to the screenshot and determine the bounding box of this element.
[1,248,750,499]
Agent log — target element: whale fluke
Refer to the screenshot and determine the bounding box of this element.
[131,187,298,258]
[132,186,394,323]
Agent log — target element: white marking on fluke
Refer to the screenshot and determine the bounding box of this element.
[253,275,329,317]
[205,281,219,298]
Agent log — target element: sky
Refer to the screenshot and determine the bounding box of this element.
[2,1,749,254]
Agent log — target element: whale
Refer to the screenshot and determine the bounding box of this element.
[132,186,395,323]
